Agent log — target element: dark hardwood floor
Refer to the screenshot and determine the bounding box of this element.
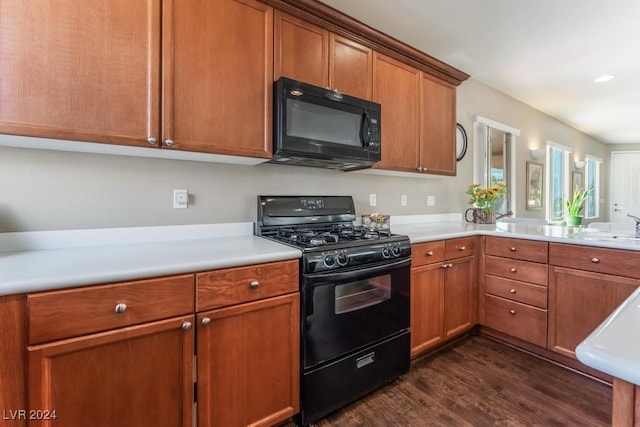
[314,335,612,426]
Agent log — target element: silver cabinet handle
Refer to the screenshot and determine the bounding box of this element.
[509,288,516,294]
[147,137,157,145]
[426,251,434,256]
[509,247,517,252]
[591,257,600,263]
[458,246,466,251]
[509,309,516,315]
[165,139,174,146]
[201,317,211,326]
[249,280,260,289]
[114,303,127,313]
[441,263,452,269]
[181,321,192,330]
[510,267,517,273]
[416,167,423,172]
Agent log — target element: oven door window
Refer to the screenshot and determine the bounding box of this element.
[334,276,391,315]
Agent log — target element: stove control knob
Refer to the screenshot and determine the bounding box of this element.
[382,247,392,259]
[337,253,349,266]
[324,255,336,267]
[391,246,401,257]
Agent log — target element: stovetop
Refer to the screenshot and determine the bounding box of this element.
[265,224,394,249]
[257,196,411,273]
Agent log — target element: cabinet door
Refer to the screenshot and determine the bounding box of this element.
[0,0,160,147]
[197,293,299,427]
[274,11,328,87]
[548,266,637,359]
[28,316,194,427]
[0,295,26,427]
[329,34,373,100]
[444,256,477,339]
[420,73,456,175]
[410,263,445,358]
[372,53,420,172]
[163,0,273,157]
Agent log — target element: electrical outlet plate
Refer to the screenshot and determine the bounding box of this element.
[173,189,188,208]
[427,195,435,207]
[369,193,377,207]
[401,195,407,206]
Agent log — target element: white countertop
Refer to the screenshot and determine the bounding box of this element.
[0,223,301,296]
[576,287,640,386]
[2,215,638,301]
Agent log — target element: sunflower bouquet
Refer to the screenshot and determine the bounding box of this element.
[466,182,507,212]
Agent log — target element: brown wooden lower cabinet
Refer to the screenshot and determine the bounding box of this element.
[28,315,194,427]
[612,378,640,427]
[196,293,300,427]
[410,238,477,358]
[548,266,638,359]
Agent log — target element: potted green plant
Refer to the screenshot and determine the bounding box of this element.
[565,185,593,226]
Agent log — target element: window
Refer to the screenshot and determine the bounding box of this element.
[472,116,520,215]
[584,156,601,218]
[546,143,571,222]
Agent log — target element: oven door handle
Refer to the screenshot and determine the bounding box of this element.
[305,258,411,286]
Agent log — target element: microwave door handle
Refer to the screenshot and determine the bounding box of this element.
[360,111,372,148]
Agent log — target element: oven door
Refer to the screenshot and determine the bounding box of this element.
[301,258,410,370]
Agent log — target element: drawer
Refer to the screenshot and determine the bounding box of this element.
[197,260,298,311]
[485,275,548,308]
[28,274,194,344]
[445,236,476,260]
[485,255,548,286]
[549,243,640,279]
[483,294,547,347]
[411,240,445,267]
[486,236,548,263]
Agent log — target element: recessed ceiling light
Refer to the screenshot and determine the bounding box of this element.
[594,74,616,83]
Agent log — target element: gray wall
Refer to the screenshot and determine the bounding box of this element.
[0,79,612,232]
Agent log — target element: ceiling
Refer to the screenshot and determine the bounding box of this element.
[319,0,640,144]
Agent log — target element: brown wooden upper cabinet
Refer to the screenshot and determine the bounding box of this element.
[372,53,421,172]
[0,0,273,158]
[373,52,457,175]
[0,0,161,148]
[274,11,373,100]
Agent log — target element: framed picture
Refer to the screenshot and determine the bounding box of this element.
[572,171,583,192]
[526,161,544,210]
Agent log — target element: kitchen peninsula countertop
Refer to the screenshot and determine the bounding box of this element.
[576,287,640,386]
[392,213,640,387]
[392,214,640,250]
[0,223,301,296]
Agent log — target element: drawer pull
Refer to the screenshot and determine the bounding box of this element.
[591,257,600,263]
[249,280,260,289]
[509,247,517,252]
[510,267,517,273]
[441,263,453,269]
[114,303,127,313]
[201,317,211,326]
[181,321,192,331]
[426,251,434,256]
[509,288,516,294]
[458,246,466,251]
[509,309,516,315]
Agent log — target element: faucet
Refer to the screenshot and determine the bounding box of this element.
[628,214,640,238]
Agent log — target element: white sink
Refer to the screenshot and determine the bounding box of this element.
[569,229,640,242]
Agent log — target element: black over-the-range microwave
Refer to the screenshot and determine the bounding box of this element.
[270,77,382,171]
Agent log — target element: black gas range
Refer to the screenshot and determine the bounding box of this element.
[257,196,411,426]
